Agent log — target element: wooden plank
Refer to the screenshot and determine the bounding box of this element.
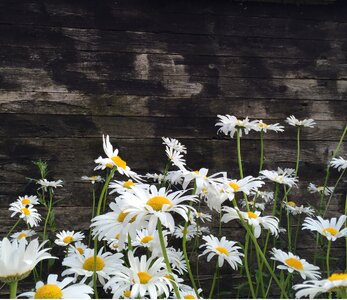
[0,114,345,140]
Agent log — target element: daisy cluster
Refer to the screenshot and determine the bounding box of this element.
[0,115,346,300]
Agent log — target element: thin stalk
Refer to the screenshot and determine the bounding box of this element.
[236,128,244,179]
[295,127,301,176]
[8,281,17,299]
[89,187,96,247]
[157,220,181,299]
[345,195,347,273]
[42,188,53,241]
[208,261,219,299]
[326,240,331,277]
[323,169,346,218]
[286,210,292,252]
[6,219,20,237]
[127,234,133,251]
[244,233,256,299]
[259,130,264,172]
[255,244,266,298]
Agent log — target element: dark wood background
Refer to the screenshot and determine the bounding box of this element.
[0,0,346,296]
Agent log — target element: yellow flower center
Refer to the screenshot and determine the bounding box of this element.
[181,228,188,235]
[21,198,31,205]
[146,196,172,211]
[137,272,152,284]
[117,211,136,223]
[287,201,296,207]
[76,247,84,254]
[201,187,208,194]
[165,274,174,280]
[21,208,31,216]
[229,182,240,191]
[247,211,258,219]
[259,121,268,129]
[63,236,74,244]
[112,243,119,249]
[90,176,98,180]
[123,290,131,298]
[193,170,199,175]
[140,236,154,244]
[323,227,338,236]
[34,284,63,299]
[184,295,196,299]
[123,180,135,189]
[82,256,105,271]
[18,233,27,239]
[106,163,113,169]
[115,233,120,239]
[215,247,229,256]
[111,156,127,169]
[285,257,304,270]
[328,273,347,281]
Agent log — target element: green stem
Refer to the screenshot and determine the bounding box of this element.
[157,220,181,299]
[259,130,264,172]
[8,281,17,299]
[6,219,20,237]
[345,195,347,273]
[323,169,346,218]
[286,209,292,252]
[127,234,133,251]
[89,187,96,247]
[244,233,256,299]
[326,240,331,277]
[295,127,301,176]
[42,188,53,241]
[236,128,244,179]
[208,261,219,299]
[255,243,266,298]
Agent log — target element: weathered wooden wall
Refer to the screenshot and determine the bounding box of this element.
[0,0,346,296]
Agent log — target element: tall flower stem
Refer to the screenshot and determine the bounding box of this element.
[92,168,116,299]
[345,195,347,273]
[326,240,331,277]
[6,219,20,237]
[259,130,264,172]
[295,127,301,176]
[88,186,96,247]
[8,281,17,299]
[157,220,181,299]
[208,261,219,299]
[42,187,53,242]
[236,128,244,179]
[244,233,256,299]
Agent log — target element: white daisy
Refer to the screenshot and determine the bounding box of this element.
[178,286,203,299]
[173,224,200,241]
[68,242,88,256]
[330,156,347,172]
[0,238,54,283]
[104,251,172,299]
[270,248,321,280]
[166,247,187,275]
[308,183,334,196]
[240,199,266,211]
[189,211,212,224]
[302,215,347,241]
[109,179,148,195]
[162,137,187,154]
[284,201,315,216]
[165,147,186,170]
[37,179,63,191]
[132,228,165,254]
[146,172,166,184]
[254,120,284,133]
[293,273,347,299]
[16,195,39,206]
[260,169,298,187]
[10,230,36,244]
[9,202,41,227]
[215,115,257,138]
[285,115,316,128]
[251,190,274,203]
[220,176,265,196]
[200,235,243,269]
[62,247,123,285]
[81,175,104,184]
[221,207,279,238]
[55,230,85,247]
[19,274,93,299]
[117,185,197,233]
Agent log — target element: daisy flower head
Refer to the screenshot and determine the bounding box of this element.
[260,169,298,187]
[9,202,41,227]
[285,115,316,128]
[215,115,257,138]
[174,224,200,241]
[146,172,166,184]
[308,183,334,196]
[200,235,243,269]
[132,228,164,252]
[19,274,93,299]
[330,156,347,172]
[221,207,279,238]
[55,230,85,247]
[62,247,123,285]
[240,199,266,211]
[117,185,198,233]
[165,147,186,170]
[37,179,63,191]
[11,230,36,244]
[162,137,187,154]
[0,238,54,283]
[251,190,274,203]
[302,215,347,241]
[166,247,187,275]
[254,120,284,133]
[104,251,172,299]
[178,285,203,299]
[81,175,104,184]
[293,273,347,299]
[270,248,320,280]
[68,241,88,256]
[190,211,212,224]
[16,195,39,206]
[223,176,265,195]
[284,201,315,216]
[109,179,148,195]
